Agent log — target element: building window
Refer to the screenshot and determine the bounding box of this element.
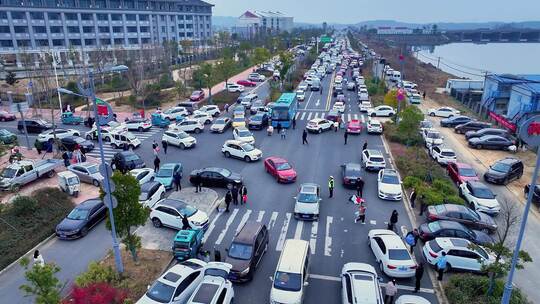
[110,0,121,9]
[98,26,109,33]
[112,26,123,33]
[186,32,193,37]
[0,12,7,19]
[14,26,28,33]
[125,14,136,21]
[67,26,79,33]
[10,12,26,19]
[0,40,14,47]
[161,26,165,32]
[65,13,78,21]
[84,39,95,45]
[33,26,47,33]
[36,39,49,46]
[100,38,110,45]
[128,38,138,44]
[113,38,123,45]
[110,14,122,21]
[186,24,193,29]
[6,0,24,6]
[170,26,174,32]
[44,0,56,6]
[0,26,10,33]
[160,15,165,21]
[125,0,135,9]
[178,24,184,29]
[177,4,183,11]
[140,26,149,32]
[95,0,106,8]
[137,1,148,9]
[97,13,108,21]
[141,37,150,44]
[30,12,44,20]
[52,39,64,46]
[47,12,61,20]
[50,26,62,33]
[82,26,94,33]
[79,0,91,8]
[17,39,30,47]
[185,15,192,20]
[69,39,81,46]
[81,13,93,21]
[127,26,137,33]
[63,0,75,7]
[139,14,149,21]
[185,5,192,12]
[179,32,185,37]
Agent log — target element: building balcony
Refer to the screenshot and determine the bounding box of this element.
[110,20,123,26]
[82,33,96,38]
[138,21,149,26]
[33,33,49,39]
[11,19,28,25]
[112,32,124,37]
[48,20,63,26]
[126,32,138,37]
[67,33,81,38]
[30,19,45,26]
[0,33,12,39]
[81,20,94,26]
[65,20,80,26]
[98,33,111,37]
[139,32,150,37]
[50,33,64,38]
[14,33,30,39]
[0,19,9,25]
[125,20,137,26]
[97,20,110,26]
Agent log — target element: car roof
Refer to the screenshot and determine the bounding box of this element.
[309,118,326,123]
[160,163,179,169]
[73,162,97,169]
[371,230,408,250]
[157,198,187,210]
[434,237,473,250]
[382,169,398,176]
[497,157,521,165]
[267,156,287,163]
[141,181,161,192]
[300,183,319,193]
[437,220,466,229]
[455,162,473,169]
[466,180,489,190]
[78,198,103,210]
[349,119,360,124]
[344,162,362,170]
[234,221,264,244]
[365,149,383,156]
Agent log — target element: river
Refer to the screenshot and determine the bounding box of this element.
[413,43,540,80]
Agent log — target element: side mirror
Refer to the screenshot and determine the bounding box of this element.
[225,248,229,253]
[269,276,274,282]
[304,281,310,287]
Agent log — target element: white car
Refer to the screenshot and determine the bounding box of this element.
[210,117,232,133]
[226,83,245,93]
[190,111,213,125]
[232,127,255,145]
[368,105,395,117]
[248,73,265,82]
[377,169,402,200]
[341,263,383,304]
[395,295,431,304]
[429,146,457,165]
[422,237,495,273]
[169,119,204,134]
[130,168,155,185]
[422,128,444,147]
[150,198,209,231]
[198,105,221,117]
[162,130,197,149]
[419,120,434,134]
[428,107,460,118]
[359,101,372,112]
[459,181,501,215]
[161,107,189,121]
[296,89,306,101]
[139,181,166,208]
[306,118,333,133]
[367,119,383,134]
[333,101,346,113]
[110,131,141,149]
[136,259,207,304]
[368,230,416,278]
[38,128,80,142]
[222,139,262,162]
[409,93,422,104]
[298,83,308,91]
[125,119,152,132]
[294,183,321,220]
[358,88,369,102]
[186,262,234,304]
[361,149,386,171]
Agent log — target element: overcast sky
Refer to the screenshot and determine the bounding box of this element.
[206,0,540,24]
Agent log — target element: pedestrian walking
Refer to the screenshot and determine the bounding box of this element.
[320,86,323,95]
[214,248,222,262]
[33,250,44,267]
[414,262,424,292]
[302,129,308,145]
[225,190,232,212]
[328,176,335,198]
[34,140,42,155]
[182,216,191,230]
[280,128,286,139]
[62,151,70,167]
[423,91,426,99]
[162,139,168,154]
[356,177,364,197]
[410,188,417,208]
[362,140,368,151]
[292,116,296,129]
[73,146,82,163]
[241,185,248,205]
[388,210,398,231]
[224,103,229,113]
[334,121,339,132]
[154,156,161,172]
[276,123,282,135]
[405,228,420,253]
[344,131,348,145]
[384,279,398,304]
[437,252,448,281]
[231,185,239,205]
[152,140,158,150]
[173,171,182,191]
[194,173,202,192]
[354,200,367,224]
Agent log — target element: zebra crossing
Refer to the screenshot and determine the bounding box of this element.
[85,127,162,163]
[295,112,366,123]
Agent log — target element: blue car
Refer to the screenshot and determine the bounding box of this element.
[154,163,183,190]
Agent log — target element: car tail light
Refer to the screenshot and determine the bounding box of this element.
[410,265,418,269]
[429,251,438,258]
[344,177,349,183]
[428,213,438,221]
[387,265,397,269]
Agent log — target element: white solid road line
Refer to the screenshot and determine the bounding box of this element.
[275,213,291,251]
[295,112,300,120]
[347,114,351,121]
[308,274,435,293]
[256,210,265,222]
[268,211,279,230]
[304,91,313,109]
[202,211,222,243]
[307,112,313,120]
[361,115,366,123]
[294,220,304,239]
[215,209,239,245]
[235,210,252,234]
[310,220,318,255]
[301,112,306,120]
[324,216,333,256]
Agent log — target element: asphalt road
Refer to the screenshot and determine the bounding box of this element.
[0,69,438,303]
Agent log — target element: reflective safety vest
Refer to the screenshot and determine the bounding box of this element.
[328,179,334,188]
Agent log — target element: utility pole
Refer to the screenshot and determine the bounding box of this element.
[437,57,441,69]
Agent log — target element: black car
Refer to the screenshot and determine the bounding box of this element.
[465,128,510,140]
[332,85,343,97]
[341,162,363,188]
[111,151,145,173]
[468,135,515,150]
[225,221,269,282]
[440,115,472,128]
[484,158,523,185]
[55,198,106,239]
[418,220,494,245]
[60,136,95,153]
[454,121,491,134]
[524,184,540,205]
[17,119,52,134]
[189,167,242,189]
[426,203,497,233]
[248,113,269,130]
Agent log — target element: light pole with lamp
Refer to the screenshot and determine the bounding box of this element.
[58,64,129,274]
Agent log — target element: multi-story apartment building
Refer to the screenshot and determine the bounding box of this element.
[235,10,293,39]
[0,0,212,66]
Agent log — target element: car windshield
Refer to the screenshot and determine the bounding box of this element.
[421,121,433,128]
[124,154,140,161]
[0,130,10,136]
[251,115,262,121]
[388,249,411,260]
[238,130,252,137]
[491,162,510,173]
[476,246,489,260]
[180,206,197,217]
[298,191,318,203]
[214,168,231,177]
[228,242,253,260]
[67,208,89,220]
[459,168,477,177]
[370,157,384,163]
[241,144,255,152]
[139,191,150,201]
[233,117,244,123]
[273,271,302,292]
[441,151,455,157]
[428,221,441,232]
[276,162,292,171]
[0,168,17,178]
[345,167,361,177]
[157,169,173,177]
[215,118,226,124]
[382,174,400,184]
[271,108,289,121]
[86,165,99,174]
[473,187,495,199]
[145,281,175,303]
[427,132,441,139]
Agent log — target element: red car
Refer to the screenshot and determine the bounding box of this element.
[447,162,479,185]
[0,110,16,121]
[237,80,257,87]
[346,119,362,134]
[264,156,297,183]
[190,90,205,101]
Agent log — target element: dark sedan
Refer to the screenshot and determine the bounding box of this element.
[440,116,472,128]
[111,151,145,173]
[418,220,494,245]
[454,121,491,134]
[468,135,515,150]
[60,136,95,153]
[248,113,269,130]
[524,184,540,205]
[0,110,16,121]
[55,199,106,239]
[426,204,497,233]
[325,110,341,123]
[465,128,510,140]
[341,162,363,188]
[189,167,243,189]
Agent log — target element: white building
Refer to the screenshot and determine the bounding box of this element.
[234,10,293,39]
[376,27,413,35]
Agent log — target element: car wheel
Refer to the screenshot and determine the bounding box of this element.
[179,143,186,150]
[111,143,117,149]
[476,144,482,149]
[244,156,251,162]
[160,192,165,199]
[194,128,201,134]
[80,226,89,237]
[371,113,376,117]
[152,218,162,228]
[205,120,211,125]
[104,136,111,142]
[86,135,92,140]
[138,127,143,132]
[46,170,55,178]
[73,133,80,137]
[224,151,231,158]
[429,112,435,117]
[318,128,322,134]
[0,118,4,122]
[92,179,100,187]
[503,177,510,185]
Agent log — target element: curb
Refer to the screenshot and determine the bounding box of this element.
[0,233,56,276]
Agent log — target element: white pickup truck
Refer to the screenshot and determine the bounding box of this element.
[0,159,63,191]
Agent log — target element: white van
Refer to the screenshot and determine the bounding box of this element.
[110,131,141,149]
[391,71,401,82]
[270,239,310,304]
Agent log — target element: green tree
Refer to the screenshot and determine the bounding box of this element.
[174,80,187,99]
[278,51,294,86]
[192,63,216,103]
[19,258,63,304]
[397,106,423,145]
[383,89,406,109]
[4,71,17,86]
[252,47,271,68]
[101,172,148,262]
[216,58,236,90]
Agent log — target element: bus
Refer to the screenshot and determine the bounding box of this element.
[271,93,298,128]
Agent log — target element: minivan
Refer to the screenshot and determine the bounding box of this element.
[270,239,310,304]
[237,93,258,109]
[310,78,321,91]
[177,101,199,114]
[225,221,269,282]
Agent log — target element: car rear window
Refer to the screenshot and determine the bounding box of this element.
[192,283,219,303]
[388,249,411,260]
[428,240,443,253]
[441,151,455,157]
[370,157,384,163]
[459,168,477,177]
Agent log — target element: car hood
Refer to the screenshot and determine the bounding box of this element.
[477,211,498,226]
[270,287,302,304]
[379,183,402,195]
[188,210,208,225]
[485,168,506,178]
[56,218,84,231]
[154,176,173,185]
[468,137,482,143]
[225,255,250,273]
[294,201,319,214]
[473,230,494,245]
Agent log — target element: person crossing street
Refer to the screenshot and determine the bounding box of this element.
[344,131,348,145]
[302,129,308,145]
[224,190,232,212]
[356,177,364,197]
[162,139,168,154]
[354,200,367,224]
[328,176,335,198]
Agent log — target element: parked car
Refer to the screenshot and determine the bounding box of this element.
[154,163,183,190]
[377,169,402,201]
[422,128,443,147]
[368,230,416,278]
[0,129,17,144]
[418,220,494,245]
[359,101,372,112]
[226,83,245,93]
[248,113,269,130]
[447,162,479,184]
[422,238,495,273]
[428,107,460,118]
[150,198,209,230]
[524,184,540,205]
[340,263,383,304]
[419,120,433,133]
[110,131,141,150]
[226,221,269,282]
[484,158,523,185]
[361,149,386,171]
[60,136,94,153]
[170,119,204,134]
[346,119,362,134]
[440,116,472,128]
[139,181,166,208]
[468,135,515,151]
[186,262,234,304]
[341,162,363,188]
[38,128,80,142]
[306,118,333,133]
[210,117,233,133]
[68,162,103,186]
[264,156,297,183]
[465,128,511,140]
[190,111,213,125]
[454,121,491,134]
[0,159,62,191]
[366,119,383,134]
[189,167,242,189]
[55,198,106,239]
[237,79,257,87]
[429,146,457,165]
[459,181,501,215]
[190,90,205,101]
[130,168,155,185]
[125,118,152,132]
[396,296,431,304]
[248,73,265,82]
[294,183,321,220]
[368,105,395,117]
[0,110,16,121]
[161,107,189,121]
[232,116,247,129]
[162,130,197,149]
[18,119,52,134]
[111,151,145,172]
[426,204,497,233]
[198,105,221,117]
[222,140,262,162]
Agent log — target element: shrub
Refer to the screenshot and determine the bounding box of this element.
[445,274,530,304]
[158,73,174,89]
[11,196,38,217]
[64,282,129,304]
[75,262,119,287]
